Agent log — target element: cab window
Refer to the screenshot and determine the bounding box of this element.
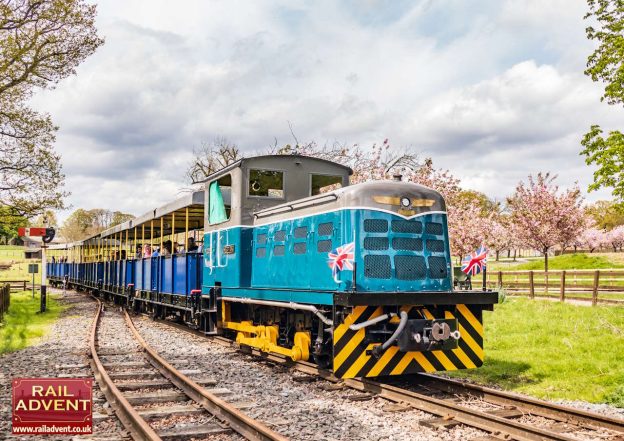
[208,174,231,225]
[249,169,284,198]
[311,174,342,195]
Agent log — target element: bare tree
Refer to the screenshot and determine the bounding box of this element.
[186,137,242,184]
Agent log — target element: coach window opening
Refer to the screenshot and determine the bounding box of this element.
[311,174,343,196]
[248,169,284,199]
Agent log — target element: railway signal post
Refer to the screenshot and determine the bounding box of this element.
[18,226,55,312]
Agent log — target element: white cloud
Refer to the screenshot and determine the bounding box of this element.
[27,0,620,221]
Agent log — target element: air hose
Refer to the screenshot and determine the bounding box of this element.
[372,310,408,358]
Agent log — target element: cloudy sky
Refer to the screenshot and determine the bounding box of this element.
[31,0,622,220]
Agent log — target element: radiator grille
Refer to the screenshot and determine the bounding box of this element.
[394,255,427,280]
[426,239,445,252]
[364,219,388,233]
[428,256,447,278]
[294,226,308,238]
[364,255,391,279]
[255,247,266,258]
[318,223,333,236]
[364,237,389,250]
[257,233,267,245]
[273,245,285,256]
[425,222,443,235]
[274,230,286,241]
[317,240,332,252]
[392,237,423,251]
[391,220,422,234]
[294,242,307,254]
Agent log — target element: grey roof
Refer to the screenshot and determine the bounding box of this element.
[100,190,204,238]
[198,154,353,183]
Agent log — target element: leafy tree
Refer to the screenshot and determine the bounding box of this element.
[0,0,104,216]
[61,208,133,241]
[33,209,58,227]
[507,173,587,271]
[580,0,624,202]
[585,199,624,229]
[0,205,27,243]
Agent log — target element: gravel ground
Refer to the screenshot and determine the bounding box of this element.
[132,316,490,441]
[0,289,126,440]
[97,305,244,441]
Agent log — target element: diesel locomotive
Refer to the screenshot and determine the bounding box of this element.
[47,154,497,378]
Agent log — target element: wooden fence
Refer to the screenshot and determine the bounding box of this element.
[0,279,28,292]
[485,269,624,305]
[1,283,10,322]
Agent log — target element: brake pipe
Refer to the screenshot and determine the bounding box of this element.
[349,312,396,331]
[218,297,333,326]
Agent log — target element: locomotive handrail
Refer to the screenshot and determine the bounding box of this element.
[254,193,338,218]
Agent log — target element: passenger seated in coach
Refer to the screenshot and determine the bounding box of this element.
[121,250,126,260]
[187,237,199,253]
[161,240,172,257]
[177,243,185,253]
[135,244,142,258]
[152,246,160,257]
[143,244,152,258]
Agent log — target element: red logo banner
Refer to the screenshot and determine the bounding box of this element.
[12,378,93,435]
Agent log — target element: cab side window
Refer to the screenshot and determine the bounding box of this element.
[311,174,342,195]
[249,169,284,198]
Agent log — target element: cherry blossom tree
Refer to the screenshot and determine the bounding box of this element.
[606,225,624,252]
[507,173,586,271]
[579,227,608,252]
[487,219,517,261]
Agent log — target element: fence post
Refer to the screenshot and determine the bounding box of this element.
[497,271,503,288]
[560,270,566,302]
[592,270,600,306]
[529,271,535,299]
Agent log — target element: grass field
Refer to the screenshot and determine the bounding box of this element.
[0,290,66,355]
[0,245,41,284]
[447,297,624,406]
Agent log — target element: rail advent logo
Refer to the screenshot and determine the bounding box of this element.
[12,378,92,435]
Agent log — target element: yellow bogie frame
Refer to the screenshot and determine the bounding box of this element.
[225,320,311,362]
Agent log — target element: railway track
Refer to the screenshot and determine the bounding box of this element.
[88,298,286,441]
[99,300,624,441]
[213,338,624,441]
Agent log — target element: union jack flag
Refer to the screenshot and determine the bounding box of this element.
[328,242,355,283]
[461,245,488,276]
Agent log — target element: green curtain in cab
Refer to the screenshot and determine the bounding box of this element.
[209,181,228,224]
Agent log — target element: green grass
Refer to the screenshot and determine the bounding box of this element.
[0,290,66,354]
[0,261,41,284]
[447,298,624,405]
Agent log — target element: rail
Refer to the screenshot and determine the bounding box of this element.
[0,283,9,322]
[481,269,624,305]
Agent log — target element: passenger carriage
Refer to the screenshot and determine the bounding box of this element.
[48,154,497,379]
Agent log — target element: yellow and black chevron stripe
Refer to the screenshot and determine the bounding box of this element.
[332,304,484,378]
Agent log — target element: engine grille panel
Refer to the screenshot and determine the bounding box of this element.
[426,239,445,252]
[364,219,388,233]
[364,255,391,279]
[364,237,389,250]
[394,255,427,280]
[391,220,422,234]
[428,256,447,279]
[392,237,423,251]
